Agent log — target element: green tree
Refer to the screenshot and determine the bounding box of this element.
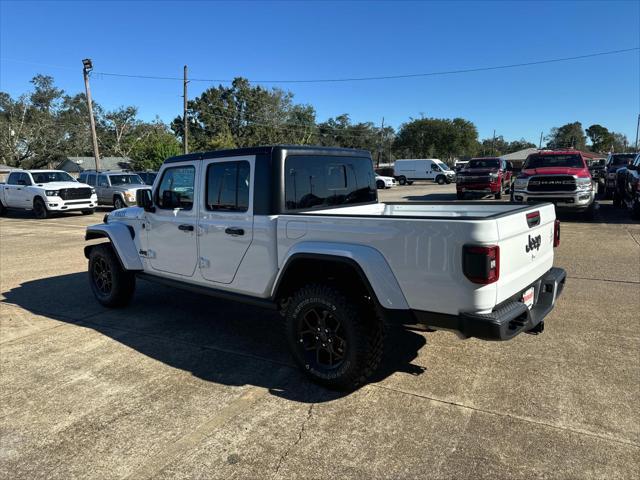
[129,124,182,171]
[586,124,613,152]
[172,77,317,150]
[546,122,587,150]
[393,117,478,160]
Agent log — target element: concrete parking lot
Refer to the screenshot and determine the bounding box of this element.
[1,183,639,479]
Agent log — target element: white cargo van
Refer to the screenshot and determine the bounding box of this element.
[394,159,456,185]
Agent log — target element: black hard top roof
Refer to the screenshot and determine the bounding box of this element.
[164,145,371,164]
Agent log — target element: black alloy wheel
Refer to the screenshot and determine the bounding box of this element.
[33,197,48,219]
[296,305,348,371]
[92,255,113,297]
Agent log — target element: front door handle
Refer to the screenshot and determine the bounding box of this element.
[178,224,194,232]
[225,227,244,236]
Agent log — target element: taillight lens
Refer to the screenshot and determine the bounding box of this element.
[463,245,500,284]
[554,219,560,247]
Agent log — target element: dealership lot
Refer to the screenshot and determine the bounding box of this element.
[1,183,639,479]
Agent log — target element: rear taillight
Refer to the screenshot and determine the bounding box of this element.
[554,219,560,248]
[463,245,500,284]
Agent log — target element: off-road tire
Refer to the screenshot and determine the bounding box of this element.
[436,175,445,185]
[284,284,384,391]
[82,209,95,215]
[398,176,407,186]
[88,243,135,308]
[33,197,48,219]
[113,196,126,210]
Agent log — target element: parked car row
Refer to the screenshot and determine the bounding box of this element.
[78,170,152,210]
[612,153,640,219]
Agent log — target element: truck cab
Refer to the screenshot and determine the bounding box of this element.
[456,157,513,200]
[511,150,597,218]
[85,146,566,390]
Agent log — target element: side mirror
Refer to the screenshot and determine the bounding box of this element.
[136,189,155,212]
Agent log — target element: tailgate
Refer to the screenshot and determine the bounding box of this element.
[495,203,556,305]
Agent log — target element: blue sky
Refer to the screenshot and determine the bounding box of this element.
[1,0,639,144]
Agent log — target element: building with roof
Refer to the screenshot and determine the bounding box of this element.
[57,156,132,176]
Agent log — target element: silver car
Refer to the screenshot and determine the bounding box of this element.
[79,171,151,209]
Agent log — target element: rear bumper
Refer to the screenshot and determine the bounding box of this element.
[389,268,566,341]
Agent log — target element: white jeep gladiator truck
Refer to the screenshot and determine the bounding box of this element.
[0,169,97,218]
[85,146,566,390]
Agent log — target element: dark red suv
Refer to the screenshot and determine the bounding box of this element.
[456,157,513,200]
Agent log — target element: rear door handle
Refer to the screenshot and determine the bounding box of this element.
[178,224,194,232]
[225,227,244,236]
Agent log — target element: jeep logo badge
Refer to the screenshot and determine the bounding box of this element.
[526,234,542,253]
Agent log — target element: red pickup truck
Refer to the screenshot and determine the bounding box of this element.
[511,150,597,219]
[456,157,513,200]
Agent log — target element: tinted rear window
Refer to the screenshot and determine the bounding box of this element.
[285,155,376,211]
[524,154,583,169]
[609,154,635,166]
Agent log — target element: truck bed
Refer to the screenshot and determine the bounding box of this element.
[303,201,535,219]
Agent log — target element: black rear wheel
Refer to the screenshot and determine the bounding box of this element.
[89,243,135,308]
[284,284,383,390]
[398,176,407,186]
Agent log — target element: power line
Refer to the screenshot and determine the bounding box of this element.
[83,47,639,84]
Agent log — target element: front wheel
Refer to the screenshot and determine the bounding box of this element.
[398,176,407,186]
[436,175,445,185]
[113,196,126,210]
[33,197,48,219]
[89,243,136,308]
[284,284,383,391]
[376,180,385,190]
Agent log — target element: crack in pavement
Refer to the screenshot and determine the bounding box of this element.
[272,403,314,478]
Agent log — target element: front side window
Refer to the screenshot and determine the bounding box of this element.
[285,155,376,211]
[86,174,96,186]
[98,175,109,187]
[206,161,250,211]
[18,173,32,185]
[7,172,20,185]
[156,166,195,210]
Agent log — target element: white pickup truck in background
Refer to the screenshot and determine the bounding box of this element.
[0,169,97,218]
[84,146,566,390]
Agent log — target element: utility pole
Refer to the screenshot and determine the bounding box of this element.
[82,59,100,172]
[491,129,496,155]
[635,113,639,151]
[183,65,189,154]
[539,131,543,149]
[376,117,384,168]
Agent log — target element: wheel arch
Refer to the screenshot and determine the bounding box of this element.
[84,223,143,271]
[272,243,409,311]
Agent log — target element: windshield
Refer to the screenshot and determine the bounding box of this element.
[31,171,76,183]
[466,159,500,169]
[609,154,635,166]
[437,162,450,171]
[524,154,583,169]
[109,174,144,186]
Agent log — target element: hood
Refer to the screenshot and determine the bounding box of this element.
[521,167,589,177]
[376,175,394,181]
[111,184,151,191]
[459,168,498,175]
[35,181,92,189]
